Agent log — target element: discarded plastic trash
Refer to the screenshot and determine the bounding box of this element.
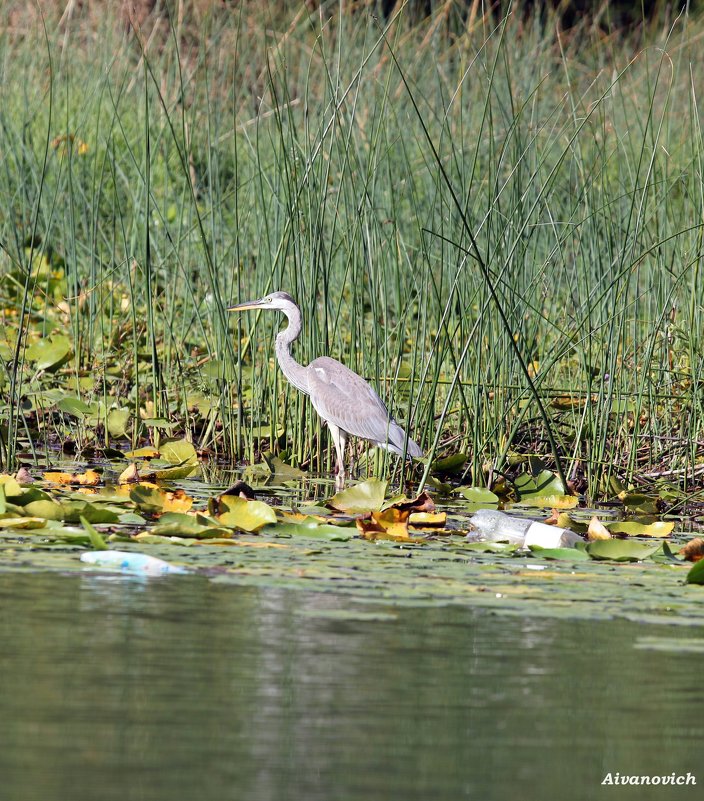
[80,550,189,576]
[467,509,582,549]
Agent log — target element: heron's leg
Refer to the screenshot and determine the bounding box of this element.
[328,423,347,489]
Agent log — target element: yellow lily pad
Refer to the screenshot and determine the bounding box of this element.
[0,475,25,498]
[215,496,277,532]
[159,438,198,465]
[43,469,101,486]
[409,511,447,527]
[516,494,578,510]
[328,479,387,514]
[609,520,675,538]
[0,516,48,529]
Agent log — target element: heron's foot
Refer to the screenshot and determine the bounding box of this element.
[335,468,346,490]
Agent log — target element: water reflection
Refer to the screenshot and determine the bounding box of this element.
[0,574,701,801]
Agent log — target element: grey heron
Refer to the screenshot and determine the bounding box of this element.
[229,291,423,487]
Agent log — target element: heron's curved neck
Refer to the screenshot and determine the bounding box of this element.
[275,304,309,394]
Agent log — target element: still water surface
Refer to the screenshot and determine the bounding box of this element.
[1,573,701,801]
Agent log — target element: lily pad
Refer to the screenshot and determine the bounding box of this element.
[609,521,675,538]
[159,438,198,465]
[125,446,160,459]
[455,486,499,507]
[25,334,72,371]
[430,453,467,474]
[262,521,353,541]
[62,501,120,524]
[130,484,167,514]
[528,545,591,561]
[356,508,420,543]
[263,454,305,478]
[9,486,53,506]
[515,494,578,509]
[215,496,277,532]
[328,479,387,513]
[23,499,65,520]
[0,516,47,529]
[58,396,94,417]
[107,408,131,438]
[151,464,198,480]
[151,513,233,539]
[130,485,192,514]
[685,559,704,585]
[408,511,447,527]
[586,539,662,562]
[514,469,566,499]
[0,475,24,498]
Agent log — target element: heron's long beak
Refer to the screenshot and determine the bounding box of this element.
[227,299,266,312]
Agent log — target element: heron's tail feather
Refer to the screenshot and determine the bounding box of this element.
[382,421,424,459]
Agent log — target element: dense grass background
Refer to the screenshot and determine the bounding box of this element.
[1,1,704,498]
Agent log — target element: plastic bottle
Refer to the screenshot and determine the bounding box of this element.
[80,550,189,576]
[467,509,582,549]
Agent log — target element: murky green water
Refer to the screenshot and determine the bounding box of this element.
[0,573,701,801]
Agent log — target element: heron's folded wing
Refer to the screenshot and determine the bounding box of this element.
[306,357,402,445]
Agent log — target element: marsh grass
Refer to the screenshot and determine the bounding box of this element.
[1,1,704,500]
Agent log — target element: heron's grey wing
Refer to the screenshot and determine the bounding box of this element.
[306,357,402,447]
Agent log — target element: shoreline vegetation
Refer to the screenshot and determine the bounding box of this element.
[2,1,704,504]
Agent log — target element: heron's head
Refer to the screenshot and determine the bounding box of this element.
[228,291,297,314]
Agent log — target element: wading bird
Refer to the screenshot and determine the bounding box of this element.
[229,291,423,487]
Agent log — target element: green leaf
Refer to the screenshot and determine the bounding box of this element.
[430,453,467,474]
[685,559,704,585]
[216,496,278,532]
[0,485,5,515]
[619,492,660,515]
[118,512,147,525]
[124,446,160,459]
[264,521,353,541]
[107,408,131,438]
[328,479,388,513]
[0,516,47,529]
[130,485,165,514]
[455,486,499,504]
[528,545,590,561]
[586,539,662,562]
[9,486,52,506]
[0,475,24,498]
[80,515,108,550]
[609,521,675,538]
[58,396,93,416]
[426,476,454,495]
[514,469,566,498]
[62,502,120,524]
[249,424,285,440]
[514,494,578,509]
[25,334,72,371]
[23,499,65,520]
[152,464,198,480]
[151,512,232,539]
[262,454,305,478]
[141,418,177,431]
[159,438,198,465]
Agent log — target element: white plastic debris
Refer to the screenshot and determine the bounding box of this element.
[467,509,582,549]
[80,550,189,576]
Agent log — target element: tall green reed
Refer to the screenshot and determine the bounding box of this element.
[0,2,702,499]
